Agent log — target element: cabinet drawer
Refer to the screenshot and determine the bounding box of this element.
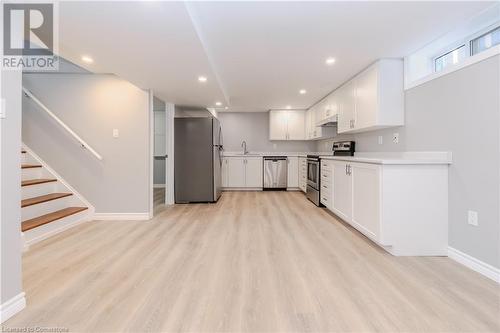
[320,194,331,205]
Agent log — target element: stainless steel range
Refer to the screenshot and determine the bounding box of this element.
[306,141,356,206]
[306,155,321,206]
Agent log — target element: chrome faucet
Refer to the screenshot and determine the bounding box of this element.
[241,140,248,155]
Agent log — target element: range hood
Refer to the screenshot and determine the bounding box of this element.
[316,114,338,127]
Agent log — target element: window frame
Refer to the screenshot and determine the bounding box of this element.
[433,44,466,72]
[470,25,500,56]
[432,22,500,73]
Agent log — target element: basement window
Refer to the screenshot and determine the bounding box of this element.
[471,26,500,55]
[434,45,466,72]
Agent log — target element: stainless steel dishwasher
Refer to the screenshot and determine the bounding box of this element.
[263,156,288,190]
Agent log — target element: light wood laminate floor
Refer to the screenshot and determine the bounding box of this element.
[6,191,500,332]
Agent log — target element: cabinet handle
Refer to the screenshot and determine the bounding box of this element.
[345,164,348,175]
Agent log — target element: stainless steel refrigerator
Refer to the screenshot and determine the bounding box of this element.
[174,117,223,203]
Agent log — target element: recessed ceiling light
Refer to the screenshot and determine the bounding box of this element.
[215,101,222,106]
[198,76,207,83]
[81,55,93,64]
[299,89,307,95]
[325,57,336,65]
[286,105,291,110]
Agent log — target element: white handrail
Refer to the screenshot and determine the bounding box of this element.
[22,87,103,161]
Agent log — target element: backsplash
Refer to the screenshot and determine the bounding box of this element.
[316,127,406,152]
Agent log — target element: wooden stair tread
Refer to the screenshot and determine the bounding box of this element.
[22,193,73,208]
[22,207,88,232]
[21,178,57,187]
[22,164,42,169]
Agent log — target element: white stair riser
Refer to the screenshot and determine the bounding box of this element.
[22,195,77,221]
[23,209,90,246]
[21,154,37,165]
[22,182,58,199]
[21,168,42,180]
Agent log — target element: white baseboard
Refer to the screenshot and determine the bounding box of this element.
[92,213,151,221]
[153,184,166,188]
[1,292,26,323]
[448,247,500,283]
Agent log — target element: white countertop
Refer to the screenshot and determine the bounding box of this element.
[223,151,452,165]
[223,151,312,157]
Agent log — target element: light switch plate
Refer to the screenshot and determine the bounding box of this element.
[113,129,119,138]
[468,210,478,226]
[392,133,399,144]
[378,136,383,145]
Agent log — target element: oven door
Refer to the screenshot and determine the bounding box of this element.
[307,159,320,190]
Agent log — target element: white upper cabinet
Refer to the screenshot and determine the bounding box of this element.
[269,111,288,140]
[269,110,305,140]
[337,59,404,134]
[337,80,356,133]
[286,110,306,140]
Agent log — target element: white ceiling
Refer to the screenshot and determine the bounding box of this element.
[58,1,494,112]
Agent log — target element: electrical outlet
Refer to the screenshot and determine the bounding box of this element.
[378,136,383,145]
[273,143,277,149]
[468,210,478,226]
[113,129,119,138]
[392,132,399,144]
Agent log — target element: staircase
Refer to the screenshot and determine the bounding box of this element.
[21,147,93,248]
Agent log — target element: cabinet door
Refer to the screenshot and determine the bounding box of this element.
[245,157,263,188]
[332,161,352,221]
[329,92,339,117]
[221,158,229,187]
[269,111,288,140]
[354,65,378,130]
[287,157,299,188]
[227,157,246,188]
[337,81,356,133]
[315,99,326,124]
[310,107,319,139]
[351,163,380,240]
[286,111,305,140]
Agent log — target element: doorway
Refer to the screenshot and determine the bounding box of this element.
[150,94,174,217]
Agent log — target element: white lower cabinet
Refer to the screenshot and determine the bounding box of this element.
[332,161,352,221]
[320,160,333,209]
[298,157,307,192]
[223,156,263,189]
[245,157,263,188]
[221,157,229,187]
[351,163,381,240]
[327,158,448,256]
[287,157,299,188]
[226,157,246,187]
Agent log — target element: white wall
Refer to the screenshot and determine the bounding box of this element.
[23,74,150,214]
[317,55,500,269]
[218,112,317,152]
[1,69,24,313]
